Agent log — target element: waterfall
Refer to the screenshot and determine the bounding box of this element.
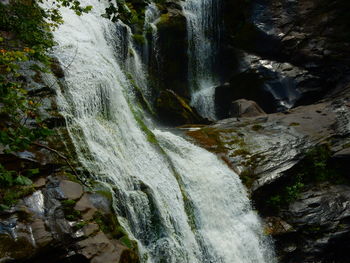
[143,2,160,68]
[182,0,221,120]
[51,0,276,262]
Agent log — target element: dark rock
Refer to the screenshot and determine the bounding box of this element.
[333,147,350,160]
[331,147,350,176]
[50,58,65,79]
[274,184,350,263]
[215,70,277,117]
[190,90,350,192]
[219,0,350,112]
[156,89,206,126]
[155,3,189,98]
[0,177,139,263]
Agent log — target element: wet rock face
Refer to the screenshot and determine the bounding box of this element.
[155,89,206,126]
[269,184,350,263]
[0,176,138,263]
[229,99,266,118]
[189,92,350,191]
[0,62,139,262]
[218,0,350,116]
[155,2,189,98]
[187,88,350,262]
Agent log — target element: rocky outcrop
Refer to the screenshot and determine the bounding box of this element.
[186,87,350,262]
[155,89,206,126]
[188,92,350,191]
[155,1,189,98]
[217,0,350,116]
[0,176,139,263]
[0,63,139,263]
[229,99,266,118]
[266,184,350,263]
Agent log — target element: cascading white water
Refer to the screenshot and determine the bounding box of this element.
[182,0,221,120]
[51,0,276,262]
[143,2,160,67]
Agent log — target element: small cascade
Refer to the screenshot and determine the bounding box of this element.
[51,0,276,262]
[182,0,221,120]
[143,2,160,67]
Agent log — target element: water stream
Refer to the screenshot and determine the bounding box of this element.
[182,0,221,120]
[51,0,276,262]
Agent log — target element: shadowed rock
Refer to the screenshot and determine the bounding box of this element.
[229,99,266,118]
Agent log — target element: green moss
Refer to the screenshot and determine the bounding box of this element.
[267,179,305,209]
[95,190,113,201]
[119,236,133,249]
[180,184,197,231]
[74,220,88,231]
[266,144,349,211]
[132,34,146,45]
[61,199,81,221]
[131,109,158,145]
[64,172,80,183]
[126,73,155,116]
[251,124,263,131]
[240,168,256,188]
[342,142,350,149]
[93,211,125,238]
[61,199,76,206]
[1,185,35,209]
[238,153,266,188]
[93,211,138,250]
[302,144,346,183]
[159,13,170,25]
[0,235,35,259]
[231,148,250,157]
[289,122,300,126]
[117,1,147,34]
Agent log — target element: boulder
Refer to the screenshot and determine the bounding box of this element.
[0,177,139,263]
[156,89,206,126]
[229,99,266,118]
[155,3,189,98]
[59,180,83,200]
[77,232,123,263]
[74,194,98,221]
[215,70,277,118]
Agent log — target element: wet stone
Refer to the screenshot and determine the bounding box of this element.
[59,180,84,200]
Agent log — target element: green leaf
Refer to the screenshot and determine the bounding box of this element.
[27,168,40,176]
[14,175,33,186]
[0,204,10,211]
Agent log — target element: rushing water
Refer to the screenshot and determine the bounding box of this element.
[51,0,276,262]
[182,0,221,120]
[143,2,160,67]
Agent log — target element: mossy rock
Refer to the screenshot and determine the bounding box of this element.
[155,90,205,126]
[0,234,35,260]
[155,6,189,98]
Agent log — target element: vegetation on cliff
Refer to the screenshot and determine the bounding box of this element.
[0,0,98,208]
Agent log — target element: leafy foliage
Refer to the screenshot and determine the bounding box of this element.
[0,0,96,208]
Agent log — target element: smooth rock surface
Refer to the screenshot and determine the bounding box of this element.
[229,99,266,118]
